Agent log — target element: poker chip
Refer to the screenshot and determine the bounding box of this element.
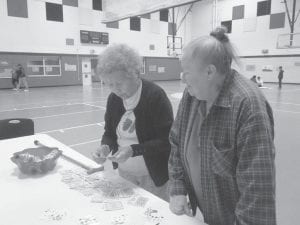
[78,215,99,225]
[43,208,67,221]
[144,208,164,224]
[111,214,127,225]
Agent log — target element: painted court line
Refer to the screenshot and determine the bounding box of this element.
[274,109,300,114]
[0,96,105,109]
[32,109,104,119]
[82,103,106,109]
[269,101,300,106]
[0,103,83,113]
[0,100,107,113]
[41,122,103,134]
[270,88,300,93]
[69,139,100,147]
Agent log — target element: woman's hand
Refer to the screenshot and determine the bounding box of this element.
[108,146,133,163]
[92,145,110,164]
[169,195,193,217]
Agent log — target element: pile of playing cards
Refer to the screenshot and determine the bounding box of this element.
[101,186,134,199]
[60,169,134,201]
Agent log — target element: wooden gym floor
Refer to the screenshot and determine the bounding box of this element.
[0,81,299,225]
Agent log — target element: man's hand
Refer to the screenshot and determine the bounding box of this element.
[169,195,193,217]
[92,145,110,164]
[108,146,133,163]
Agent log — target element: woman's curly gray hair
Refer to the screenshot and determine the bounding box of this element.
[97,44,142,78]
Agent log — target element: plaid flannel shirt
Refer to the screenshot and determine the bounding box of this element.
[168,70,276,225]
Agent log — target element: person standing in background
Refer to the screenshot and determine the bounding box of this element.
[16,64,29,91]
[11,65,18,90]
[257,76,264,87]
[250,75,257,84]
[278,66,284,88]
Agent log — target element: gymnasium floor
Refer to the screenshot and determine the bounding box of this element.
[0,81,299,225]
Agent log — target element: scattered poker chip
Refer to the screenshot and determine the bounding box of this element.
[78,215,99,225]
[42,208,67,221]
[144,208,164,224]
[111,214,127,225]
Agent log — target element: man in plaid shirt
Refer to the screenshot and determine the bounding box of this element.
[168,27,276,225]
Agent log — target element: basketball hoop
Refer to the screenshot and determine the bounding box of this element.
[167,36,182,56]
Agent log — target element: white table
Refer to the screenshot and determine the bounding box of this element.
[0,134,205,225]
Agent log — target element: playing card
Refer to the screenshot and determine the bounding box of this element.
[103,201,124,211]
[91,195,104,203]
[79,188,95,196]
[135,196,149,207]
[128,195,149,207]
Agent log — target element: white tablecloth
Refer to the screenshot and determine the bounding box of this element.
[0,134,205,225]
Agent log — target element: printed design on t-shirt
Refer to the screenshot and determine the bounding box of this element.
[122,118,135,133]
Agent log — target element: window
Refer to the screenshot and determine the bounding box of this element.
[28,56,61,77]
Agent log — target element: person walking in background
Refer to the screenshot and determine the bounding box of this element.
[250,75,257,84]
[257,76,264,87]
[168,27,276,225]
[278,66,284,88]
[16,64,29,91]
[11,65,18,90]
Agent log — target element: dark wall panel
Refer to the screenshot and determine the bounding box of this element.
[106,21,119,29]
[46,3,63,22]
[221,20,232,33]
[168,23,176,35]
[160,9,169,22]
[141,13,151,19]
[270,12,285,29]
[130,17,141,31]
[93,0,102,11]
[257,0,271,16]
[7,0,28,18]
[0,53,83,89]
[62,0,78,7]
[232,5,244,20]
[141,57,181,81]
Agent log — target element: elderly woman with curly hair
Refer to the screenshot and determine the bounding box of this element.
[93,44,173,201]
